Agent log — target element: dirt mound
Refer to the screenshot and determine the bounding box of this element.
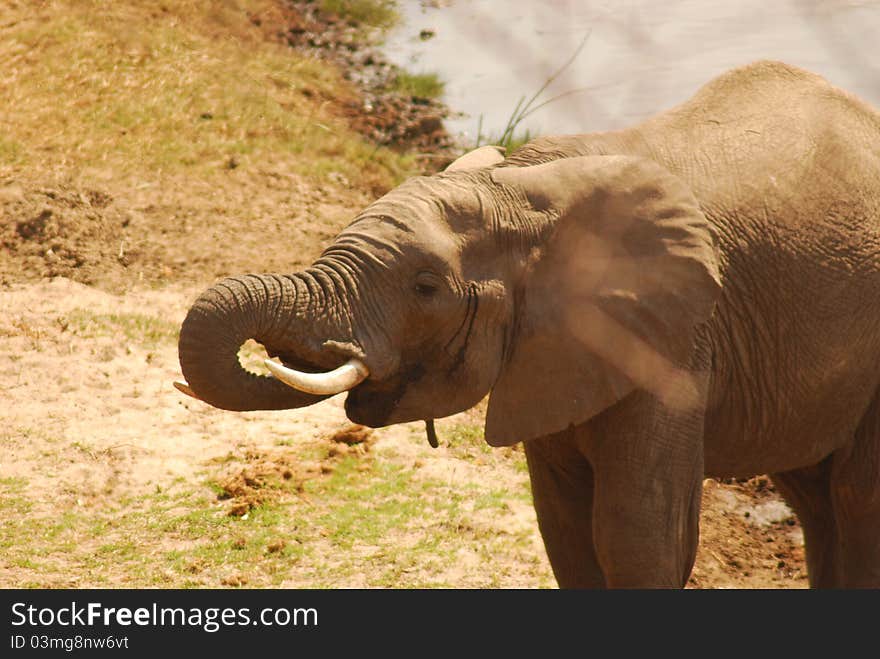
[0,181,129,287]
[0,167,366,293]
[215,424,376,516]
[328,423,375,446]
[0,3,453,294]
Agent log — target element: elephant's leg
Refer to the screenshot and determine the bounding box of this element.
[770,459,839,588]
[829,393,880,587]
[773,393,880,588]
[524,429,605,588]
[581,389,705,588]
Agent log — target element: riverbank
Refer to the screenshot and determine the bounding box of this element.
[282,0,456,165]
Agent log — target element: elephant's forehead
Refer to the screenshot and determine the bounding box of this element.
[342,179,455,240]
[336,174,494,264]
[342,207,441,241]
[337,208,459,269]
[339,212,458,261]
[360,180,444,223]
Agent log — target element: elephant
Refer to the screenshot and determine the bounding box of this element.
[175,61,880,588]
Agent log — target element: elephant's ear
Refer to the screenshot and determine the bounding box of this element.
[485,155,721,446]
[445,145,505,171]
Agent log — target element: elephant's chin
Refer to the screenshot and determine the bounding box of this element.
[343,362,427,427]
[344,385,402,427]
[344,365,480,427]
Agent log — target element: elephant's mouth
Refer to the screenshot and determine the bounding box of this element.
[343,363,427,427]
[260,342,417,427]
[344,379,406,427]
[266,351,406,427]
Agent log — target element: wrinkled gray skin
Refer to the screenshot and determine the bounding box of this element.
[178,61,880,588]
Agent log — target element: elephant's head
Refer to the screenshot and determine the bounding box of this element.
[176,145,721,445]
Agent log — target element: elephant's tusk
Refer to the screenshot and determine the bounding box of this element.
[264,357,369,396]
[174,380,201,401]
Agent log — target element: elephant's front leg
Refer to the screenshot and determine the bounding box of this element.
[580,388,706,588]
[525,429,605,588]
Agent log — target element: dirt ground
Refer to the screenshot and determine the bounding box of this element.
[0,1,807,588]
[0,275,807,589]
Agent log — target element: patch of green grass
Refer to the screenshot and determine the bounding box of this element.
[391,71,445,99]
[64,309,178,347]
[306,458,423,546]
[498,129,535,155]
[0,477,32,521]
[407,419,530,474]
[437,422,491,462]
[297,452,539,587]
[320,0,399,29]
[0,478,210,585]
[0,136,23,164]
[9,557,42,570]
[474,487,524,509]
[0,476,28,490]
[475,126,535,156]
[444,422,484,447]
[157,499,228,536]
[0,422,543,587]
[156,500,312,587]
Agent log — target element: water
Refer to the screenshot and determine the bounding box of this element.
[382,0,880,143]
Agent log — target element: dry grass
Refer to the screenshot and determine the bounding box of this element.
[0,0,412,187]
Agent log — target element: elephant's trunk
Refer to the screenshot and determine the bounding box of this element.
[177,272,343,411]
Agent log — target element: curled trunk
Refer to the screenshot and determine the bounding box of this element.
[177,273,334,411]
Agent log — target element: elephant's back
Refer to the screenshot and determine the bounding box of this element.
[636,62,880,277]
[643,60,880,140]
[663,64,880,475]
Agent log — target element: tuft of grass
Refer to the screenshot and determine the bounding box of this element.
[444,423,485,446]
[473,117,535,156]
[475,32,591,154]
[0,136,23,164]
[498,130,535,156]
[63,309,178,347]
[0,478,32,521]
[391,71,445,99]
[319,0,399,29]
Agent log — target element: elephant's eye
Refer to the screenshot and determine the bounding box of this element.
[414,272,442,299]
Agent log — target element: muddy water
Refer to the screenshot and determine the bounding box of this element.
[383,0,880,142]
